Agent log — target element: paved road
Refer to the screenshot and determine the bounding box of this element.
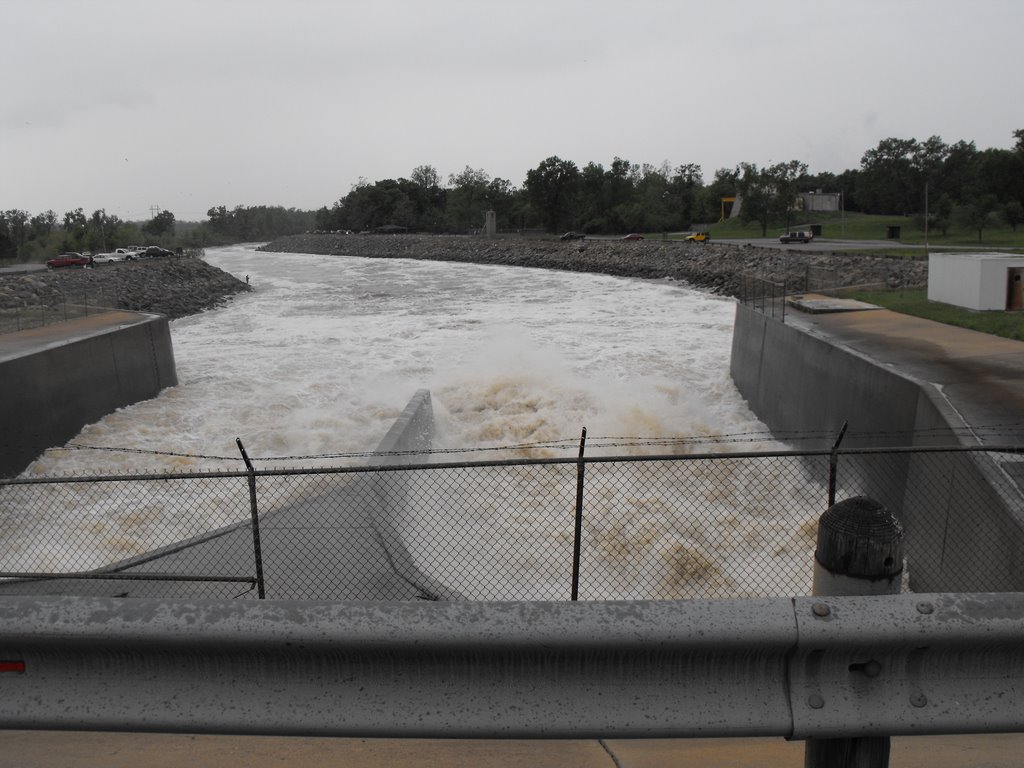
[0,263,46,274]
[723,236,924,251]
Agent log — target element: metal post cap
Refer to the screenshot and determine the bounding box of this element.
[815,496,905,579]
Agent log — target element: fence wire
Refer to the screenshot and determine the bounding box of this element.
[0,447,1021,600]
[0,284,120,335]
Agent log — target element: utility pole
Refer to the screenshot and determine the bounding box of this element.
[149,205,161,219]
[924,183,929,258]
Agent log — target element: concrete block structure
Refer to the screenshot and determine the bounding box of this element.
[928,252,1024,311]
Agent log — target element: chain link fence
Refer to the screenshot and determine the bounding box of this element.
[0,284,120,335]
[1,446,1021,601]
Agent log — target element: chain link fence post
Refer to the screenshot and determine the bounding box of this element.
[828,421,849,508]
[571,427,587,601]
[236,438,266,599]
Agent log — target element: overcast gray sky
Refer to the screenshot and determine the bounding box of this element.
[3,0,1021,222]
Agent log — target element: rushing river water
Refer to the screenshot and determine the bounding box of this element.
[10,244,819,596]
[27,244,780,472]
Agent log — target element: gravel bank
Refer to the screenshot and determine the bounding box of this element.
[0,256,250,321]
[258,234,928,296]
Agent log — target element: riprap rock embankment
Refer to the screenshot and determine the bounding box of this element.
[0,257,250,320]
[259,234,928,296]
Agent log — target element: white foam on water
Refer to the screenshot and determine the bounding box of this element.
[4,244,822,594]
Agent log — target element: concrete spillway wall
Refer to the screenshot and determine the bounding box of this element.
[369,389,466,600]
[730,303,1024,591]
[1,312,178,479]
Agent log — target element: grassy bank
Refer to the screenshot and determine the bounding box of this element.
[695,211,1024,252]
[843,288,1024,341]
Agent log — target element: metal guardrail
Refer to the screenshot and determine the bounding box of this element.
[0,592,1020,737]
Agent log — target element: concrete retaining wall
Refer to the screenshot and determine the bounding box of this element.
[1,312,178,478]
[368,389,466,600]
[730,303,1024,591]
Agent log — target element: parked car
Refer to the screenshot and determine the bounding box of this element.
[779,230,814,244]
[138,246,174,258]
[45,252,93,269]
[685,231,711,243]
[559,231,585,241]
[91,252,123,264]
[621,233,644,241]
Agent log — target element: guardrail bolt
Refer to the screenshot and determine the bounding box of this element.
[910,693,928,708]
[812,602,831,618]
[916,602,934,615]
[808,694,825,709]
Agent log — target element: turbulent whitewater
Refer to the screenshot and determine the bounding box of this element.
[11,244,820,597]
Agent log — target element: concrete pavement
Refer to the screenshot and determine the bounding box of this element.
[785,294,1024,445]
[4,732,1024,767]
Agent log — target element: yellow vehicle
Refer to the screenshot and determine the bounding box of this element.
[685,231,711,243]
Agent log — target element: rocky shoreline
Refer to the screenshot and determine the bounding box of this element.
[0,256,251,322]
[258,233,928,296]
[0,237,929,328]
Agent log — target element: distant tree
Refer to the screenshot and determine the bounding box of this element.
[207,206,230,233]
[61,207,86,234]
[30,210,57,240]
[934,140,978,205]
[410,164,442,190]
[857,137,921,214]
[86,209,122,252]
[737,160,808,235]
[484,176,519,231]
[3,209,29,255]
[695,167,739,224]
[911,135,950,191]
[932,193,954,236]
[447,166,491,232]
[956,194,999,241]
[971,148,1024,212]
[1003,200,1024,232]
[670,162,703,230]
[142,209,176,239]
[524,156,581,233]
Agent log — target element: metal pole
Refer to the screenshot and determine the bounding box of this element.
[236,438,266,599]
[571,427,587,601]
[805,496,905,768]
[827,421,848,508]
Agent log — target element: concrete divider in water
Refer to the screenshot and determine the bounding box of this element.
[368,389,467,600]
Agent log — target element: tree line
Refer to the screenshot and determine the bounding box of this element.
[0,205,314,262]
[316,130,1024,239]
[3,129,1022,262]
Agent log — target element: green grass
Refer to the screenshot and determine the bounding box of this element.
[842,288,1024,341]
[705,211,1024,252]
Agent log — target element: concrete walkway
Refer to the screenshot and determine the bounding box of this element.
[4,732,1024,767]
[784,295,1024,444]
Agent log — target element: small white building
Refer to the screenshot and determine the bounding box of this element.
[798,191,841,212]
[928,252,1024,311]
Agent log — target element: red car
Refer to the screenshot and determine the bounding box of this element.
[621,233,644,240]
[46,252,93,269]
